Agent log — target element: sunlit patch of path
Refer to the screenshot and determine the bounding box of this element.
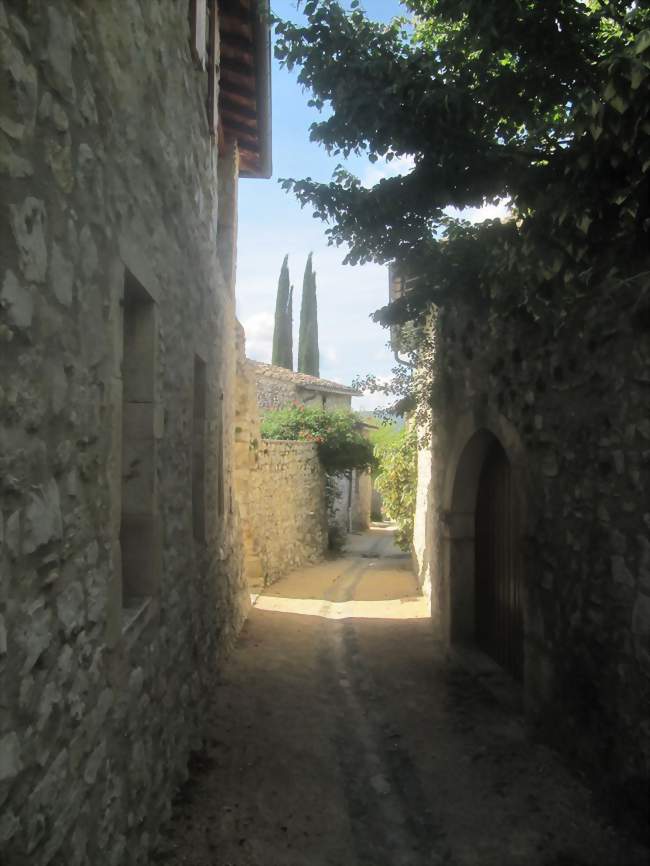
[251,593,430,620]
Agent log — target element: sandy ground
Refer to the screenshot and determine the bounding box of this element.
[154,526,648,866]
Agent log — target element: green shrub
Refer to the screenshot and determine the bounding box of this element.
[260,405,375,475]
[373,426,417,551]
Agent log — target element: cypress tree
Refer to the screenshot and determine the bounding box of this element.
[298,253,320,377]
[271,255,293,370]
[287,283,294,368]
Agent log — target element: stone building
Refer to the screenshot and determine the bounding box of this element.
[234,328,328,590]
[0,2,271,864]
[249,359,372,531]
[250,358,362,411]
[401,266,650,820]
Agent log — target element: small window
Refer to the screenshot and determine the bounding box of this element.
[192,356,207,541]
[207,0,219,137]
[190,0,208,68]
[216,390,225,517]
[120,272,158,607]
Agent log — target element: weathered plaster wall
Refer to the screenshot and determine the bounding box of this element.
[329,470,371,534]
[417,293,649,814]
[311,390,355,411]
[412,436,434,602]
[351,471,372,531]
[0,3,247,864]
[236,334,328,588]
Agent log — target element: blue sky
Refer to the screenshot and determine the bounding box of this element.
[236,1,506,411]
[236,0,405,411]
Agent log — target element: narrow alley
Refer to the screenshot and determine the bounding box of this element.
[156,527,647,866]
[2,5,648,865]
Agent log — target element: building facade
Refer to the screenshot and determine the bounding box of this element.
[408,283,649,822]
[235,329,328,590]
[250,360,372,532]
[250,359,362,411]
[0,2,270,863]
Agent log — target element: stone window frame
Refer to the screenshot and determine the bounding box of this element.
[190,0,208,68]
[207,0,220,139]
[107,245,166,647]
[216,388,226,519]
[119,271,162,624]
[192,354,208,542]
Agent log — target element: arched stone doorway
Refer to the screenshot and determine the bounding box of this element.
[442,423,526,683]
[474,438,523,680]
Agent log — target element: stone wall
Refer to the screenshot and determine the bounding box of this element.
[351,471,372,531]
[411,435,434,602]
[0,3,248,864]
[331,471,372,533]
[414,291,649,817]
[251,361,357,413]
[249,440,328,584]
[312,390,356,411]
[254,368,296,411]
[236,333,328,588]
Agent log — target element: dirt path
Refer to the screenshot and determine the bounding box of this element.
[155,526,647,866]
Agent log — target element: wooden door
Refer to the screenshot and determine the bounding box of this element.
[474,440,523,680]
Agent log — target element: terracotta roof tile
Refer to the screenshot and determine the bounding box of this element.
[247,360,362,397]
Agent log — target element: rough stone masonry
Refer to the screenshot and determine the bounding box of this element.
[412,289,650,828]
[235,333,329,589]
[0,2,265,863]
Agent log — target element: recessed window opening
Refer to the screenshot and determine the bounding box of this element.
[207,0,219,136]
[217,389,225,518]
[193,356,207,541]
[190,0,208,68]
[120,272,157,608]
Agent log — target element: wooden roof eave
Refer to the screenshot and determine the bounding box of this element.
[219,0,272,179]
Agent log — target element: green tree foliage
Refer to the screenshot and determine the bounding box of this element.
[298,253,320,376]
[271,254,293,370]
[373,426,418,551]
[261,404,374,474]
[275,2,650,328]
[368,421,404,458]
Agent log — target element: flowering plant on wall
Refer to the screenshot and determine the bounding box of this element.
[260,405,375,475]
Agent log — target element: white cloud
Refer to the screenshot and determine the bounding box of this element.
[354,390,395,414]
[445,199,511,223]
[354,375,396,413]
[242,311,274,363]
[361,154,415,188]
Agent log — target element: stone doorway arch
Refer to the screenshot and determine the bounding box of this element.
[441,417,528,684]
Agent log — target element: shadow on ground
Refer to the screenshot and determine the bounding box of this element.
[154,527,648,866]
